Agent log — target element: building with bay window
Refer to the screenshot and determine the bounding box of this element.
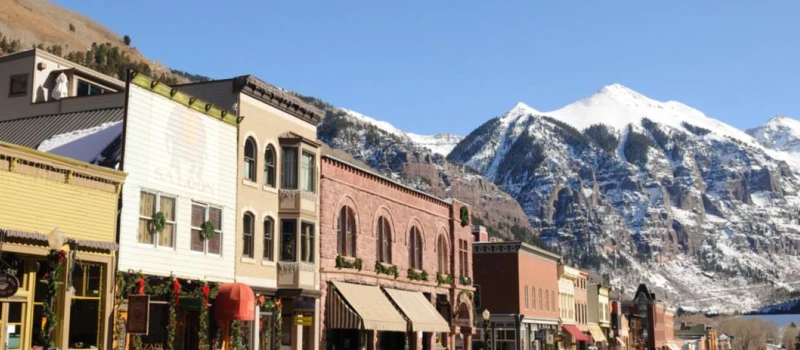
[177,75,324,350]
[0,141,126,350]
[317,153,475,350]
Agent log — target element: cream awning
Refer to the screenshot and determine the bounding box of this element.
[328,281,407,332]
[588,324,607,343]
[666,343,681,350]
[384,288,450,333]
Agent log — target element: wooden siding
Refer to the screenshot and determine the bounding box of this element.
[118,84,237,282]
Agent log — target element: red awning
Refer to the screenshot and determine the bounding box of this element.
[215,283,256,321]
[562,324,591,343]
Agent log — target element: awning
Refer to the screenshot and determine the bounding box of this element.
[615,337,626,348]
[328,281,406,332]
[666,343,681,350]
[215,283,255,321]
[588,324,607,343]
[562,324,591,343]
[384,288,450,333]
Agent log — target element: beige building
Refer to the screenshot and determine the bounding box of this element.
[178,77,324,350]
[587,283,610,347]
[0,49,124,122]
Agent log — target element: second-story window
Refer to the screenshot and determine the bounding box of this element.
[281,219,297,261]
[300,222,315,263]
[9,74,28,97]
[281,147,298,189]
[459,239,468,277]
[551,291,555,312]
[264,145,276,188]
[539,289,543,310]
[524,286,529,309]
[190,203,222,255]
[301,151,315,193]
[545,290,549,312]
[244,138,257,182]
[138,191,175,248]
[376,216,392,263]
[242,212,254,258]
[437,235,448,274]
[337,206,356,257]
[409,226,423,270]
[263,217,274,261]
[531,285,536,310]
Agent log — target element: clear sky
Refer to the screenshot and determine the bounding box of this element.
[53,0,800,136]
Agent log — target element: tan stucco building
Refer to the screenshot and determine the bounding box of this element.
[178,76,324,350]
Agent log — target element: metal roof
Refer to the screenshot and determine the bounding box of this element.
[0,108,124,149]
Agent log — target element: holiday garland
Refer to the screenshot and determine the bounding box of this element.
[335,255,363,271]
[201,220,216,240]
[459,275,473,286]
[152,211,167,232]
[407,268,429,281]
[375,261,399,278]
[257,295,284,350]
[436,272,454,286]
[198,284,210,350]
[460,206,470,227]
[40,250,66,348]
[231,320,245,350]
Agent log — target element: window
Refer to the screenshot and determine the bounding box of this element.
[281,147,298,189]
[551,291,555,312]
[281,219,297,261]
[191,203,222,255]
[244,138,257,182]
[524,286,529,309]
[263,218,275,261]
[9,74,27,96]
[495,329,516,350]
[336,206,356,257]
[376,216,392,263]
[545,290,549,312]
[531,286,536,310]
[459,239,468,277]
[264,145,276,187]
[409,226,423,270]
[243,212,254,258]
[539,289,542,310]
[301,151,315,192]
[138,191,176,248]
[69,263,103,348]
[437,235,448,274]
[76,79,106,96]
[301,222,315,263]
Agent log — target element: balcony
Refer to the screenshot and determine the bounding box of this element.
[277,261,316,288]
[279,189,317,215]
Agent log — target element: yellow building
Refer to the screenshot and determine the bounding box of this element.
[0,141,126,350]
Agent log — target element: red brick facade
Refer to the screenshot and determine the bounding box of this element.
[319,156,475,350]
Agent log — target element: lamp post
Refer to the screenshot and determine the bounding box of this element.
[482,309,491,350]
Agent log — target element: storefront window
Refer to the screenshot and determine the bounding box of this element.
[259,311,275,350]
[69,263,103,348]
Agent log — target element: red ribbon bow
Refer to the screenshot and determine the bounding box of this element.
[138,278,145,295]
[172,279,181,306]
[202,285,210,306]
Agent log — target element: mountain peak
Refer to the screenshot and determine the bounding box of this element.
[594,83,648,102]
[505,102,540,119]
[766,115,792,124]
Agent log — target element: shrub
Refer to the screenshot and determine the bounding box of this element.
[69,23,76,32]
[123,35,131,46]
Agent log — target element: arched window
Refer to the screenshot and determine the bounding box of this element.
[545,289,549,312]
[263,217,274,261]
[436,234,448,274]
[539,288,543,310]
[376,216,392,263]
[337,206,356,257]
[551,291,555,314]
[243,212,254,258]
[524,286,529,309]
[408,226,423,270]
[264,145,276,187]
[531,285,536,310]
[244,137,257,182]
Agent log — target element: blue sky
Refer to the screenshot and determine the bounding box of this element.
[54,0,800,135]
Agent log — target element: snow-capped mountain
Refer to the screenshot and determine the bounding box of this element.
[340,108,463,156]
[747,115,800,160]
[448,84,800,312]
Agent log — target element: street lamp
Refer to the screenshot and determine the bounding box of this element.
[47,228,66,251]
[482,310,491,350]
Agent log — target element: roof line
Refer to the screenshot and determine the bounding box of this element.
[0,106,123,124]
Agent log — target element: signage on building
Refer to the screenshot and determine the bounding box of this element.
[127,295,151,334]
[535,331,544,341]
[0,273,19,298]
[294,314,313,326]
[293,300,315,315]
[546,334,554,345]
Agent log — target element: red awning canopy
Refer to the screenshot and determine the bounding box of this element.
[562,324,592,343]
[215,283,256,321]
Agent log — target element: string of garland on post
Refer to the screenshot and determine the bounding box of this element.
[40,249,66,349]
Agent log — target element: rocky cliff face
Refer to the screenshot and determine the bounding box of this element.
[747,115,800,161]
[295,95,537,242]
[447,85,800,312]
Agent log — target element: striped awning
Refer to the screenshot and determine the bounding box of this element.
[384,288,450,333]
[327,281,407,332]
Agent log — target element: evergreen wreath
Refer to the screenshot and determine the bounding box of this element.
[460,206,470,227]
[201,220,216,240]
[152,211,167,233]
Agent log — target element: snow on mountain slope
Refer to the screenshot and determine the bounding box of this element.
[747,115,800,160]
[339,108,462,156]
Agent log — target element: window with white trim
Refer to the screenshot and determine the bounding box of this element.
[138,191,176,248]
[190,202,222,255]
[264,217,275,261]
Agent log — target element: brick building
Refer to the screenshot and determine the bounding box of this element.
[318,154,475,350]
[472,241,561,350]
[621,284,676,350]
